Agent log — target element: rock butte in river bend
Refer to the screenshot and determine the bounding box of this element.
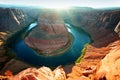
[25,9,71,56]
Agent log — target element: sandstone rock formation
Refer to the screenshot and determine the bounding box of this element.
[94,40,120,80]
[67,45,111,80]
[0,66,66,80]
[25,10,70,56]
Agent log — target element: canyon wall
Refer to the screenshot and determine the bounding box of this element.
[0,7,35,74]
[0,8,30,32]
[66,8,120,47]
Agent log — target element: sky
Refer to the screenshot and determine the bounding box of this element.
[0,0,120,8]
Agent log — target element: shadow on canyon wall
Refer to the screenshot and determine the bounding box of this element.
[62,7,120,47]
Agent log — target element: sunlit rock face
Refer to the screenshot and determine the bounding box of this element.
[0,66,66,80]
[13,66,66,80]
[94,41,120,80]
[25,10,70,56]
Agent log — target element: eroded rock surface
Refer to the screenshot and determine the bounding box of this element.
[25,10,70,55]
[0,66,66,80]
[67,45,111,80]
[94,40,120,80]
[67,40,120,80]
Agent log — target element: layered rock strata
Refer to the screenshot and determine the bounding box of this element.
[94,40,120,80]
[25,10,70,56]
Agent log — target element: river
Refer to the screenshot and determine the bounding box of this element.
[9,22,91,67]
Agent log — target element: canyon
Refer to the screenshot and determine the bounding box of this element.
[0,7,120,80]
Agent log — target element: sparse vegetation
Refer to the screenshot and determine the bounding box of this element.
[75,43,89,64]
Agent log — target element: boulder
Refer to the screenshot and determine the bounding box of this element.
[25,10,70,56]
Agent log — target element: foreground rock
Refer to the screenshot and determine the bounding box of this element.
[67,40,120,80]
[25,10,70,56]
[0,66,66,80]
[67,45,111,80]
[94,40,120,80]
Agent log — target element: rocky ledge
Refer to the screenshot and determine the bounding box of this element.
[66,40,120,80]
[0,66,66,80]
[94,40,120,80]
